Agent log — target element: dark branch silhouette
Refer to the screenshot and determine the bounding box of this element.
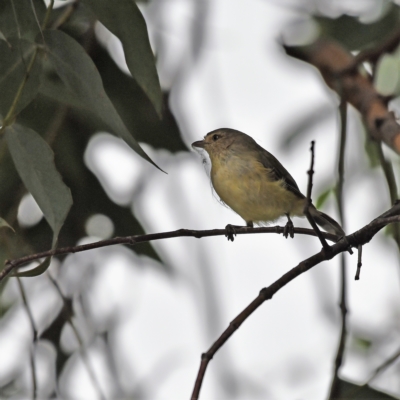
[328,98,349,400]
[2,226,340,281]
[190,204,400,400]
[303,140,331,251]
[284,39,400,154]
[355,245,363,280]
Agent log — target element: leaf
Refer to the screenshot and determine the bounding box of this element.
[18,95,163,263]
[335,378,399,399]
[374,53,400,96]
[40,43,186,152]
[5,124,73,240]
[315,4,400,51]
[0,218,14,232]
[14,257,50,277]
[316,188,333,209]
[0,0,46,42]
[352,336,372,351]
[83,0,163,117]
[0,38,42,120]
[41,29,163,171]
[364,131,381,169]
[39,75,86,109]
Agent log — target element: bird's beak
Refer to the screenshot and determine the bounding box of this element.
[192,140,206,149]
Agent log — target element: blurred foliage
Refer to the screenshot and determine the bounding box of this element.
[1,0,400,398]
[352,336,372,351]
[0,1,184,393]
[375,46,400,96]
[336,378,399,399]
[40,297,73,378]
[315,3,400,51]
[315,187,333,209]
[0,0,186,270]
[0,0,46,42]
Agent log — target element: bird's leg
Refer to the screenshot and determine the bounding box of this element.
[225,221,253,242]
[283,214,294,239]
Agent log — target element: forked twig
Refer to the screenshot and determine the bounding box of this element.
[190,206,400,400]
[303,141,331,252]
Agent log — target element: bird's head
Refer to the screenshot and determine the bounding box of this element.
[192,128,254,158]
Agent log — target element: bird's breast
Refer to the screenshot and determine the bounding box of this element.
[210,154,302,223]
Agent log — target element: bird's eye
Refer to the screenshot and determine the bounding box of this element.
[212,134,220,141]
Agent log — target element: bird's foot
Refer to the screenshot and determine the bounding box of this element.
[283,219,295,239]
[225,224,237,242]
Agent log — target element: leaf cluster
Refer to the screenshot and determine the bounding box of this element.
[0,0,186,277]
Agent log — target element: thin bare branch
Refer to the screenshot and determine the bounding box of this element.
[355,245,363,280]
[1,226,340,281]
[284,40,400,154]
[190,204,400,400]
[328,98,349,400]
[367,346,400,384]
[47,275,106,400]
[303,141,331,251]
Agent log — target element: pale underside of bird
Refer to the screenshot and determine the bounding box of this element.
[192,128,344,241]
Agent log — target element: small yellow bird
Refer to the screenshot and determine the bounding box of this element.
[192,128,344,240]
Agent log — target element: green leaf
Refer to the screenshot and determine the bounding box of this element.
[5,124,72,240]
[0,218,14,232]
[364,133,381,169]
[316,188,333,209]
[374,53,400,96]
[352,336,372,351]
[14,257,51,277]
[315,5,400,51]
[0,38,42,120]
[83,0,162,117]
[0,0,46,41]
[41,29,163,171]
[39,75,86,109]
[335,378,399,399]
[40,44,186,152]
[17,95,163,262]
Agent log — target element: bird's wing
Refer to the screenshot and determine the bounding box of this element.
[257,148,305,199]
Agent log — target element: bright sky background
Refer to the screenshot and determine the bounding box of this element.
[2,0,400,399]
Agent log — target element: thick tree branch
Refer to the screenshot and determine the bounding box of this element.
[1,226,340,281]
[190,204,400,400]
[284,39,400,154]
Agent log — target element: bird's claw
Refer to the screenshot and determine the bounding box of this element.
[283,220,295,239]
[225,224,237,242]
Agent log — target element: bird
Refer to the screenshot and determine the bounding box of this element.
[192,128,344,241]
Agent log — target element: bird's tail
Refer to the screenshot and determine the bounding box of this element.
[309,205,345,237]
